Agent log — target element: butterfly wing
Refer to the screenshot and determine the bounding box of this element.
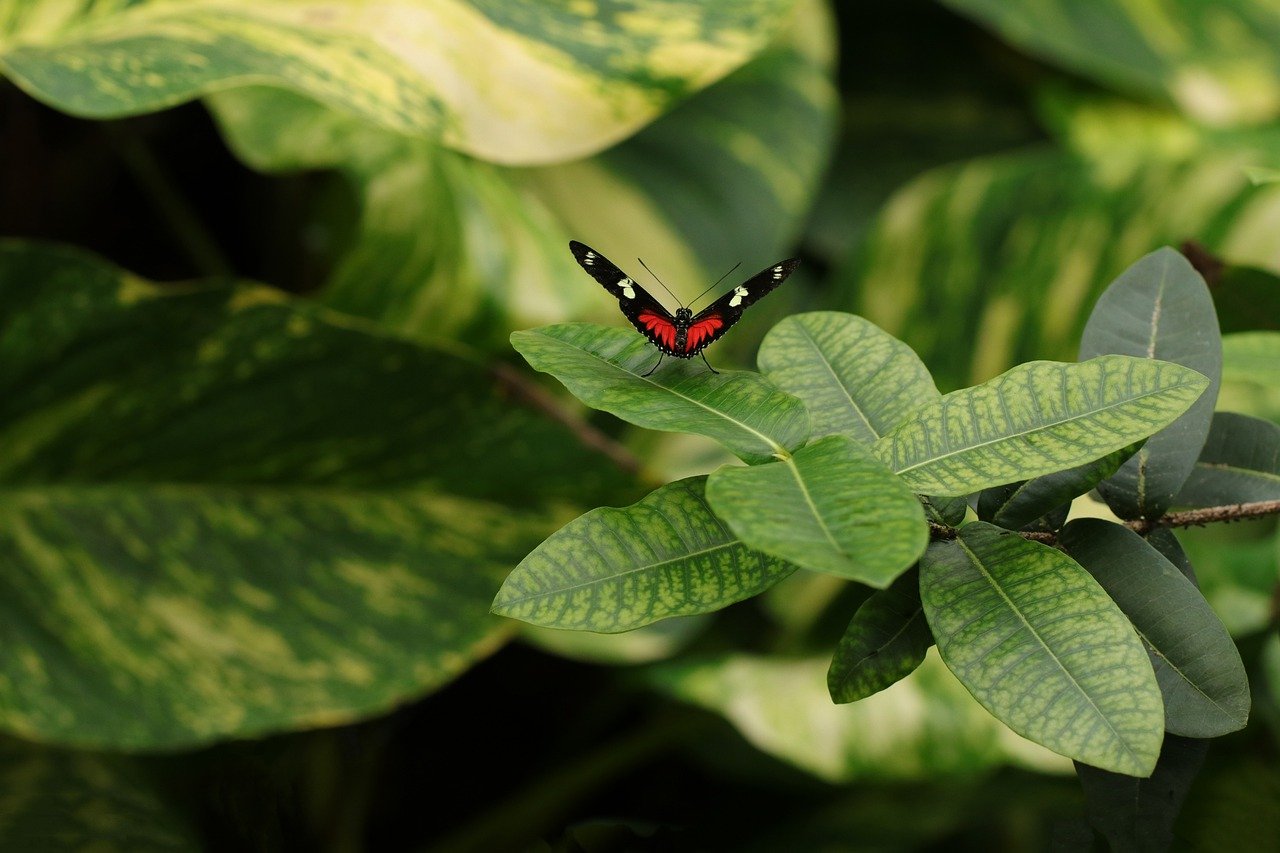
[569,241,681,354]
[682,257,800,355]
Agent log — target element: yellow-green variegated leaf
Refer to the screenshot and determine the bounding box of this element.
[206,0,836,342]
[845,131,1280,391]
[873,356,1209,497]
[647,651,1069,783]
[0,0,797,165]
[942,0,1280,127]
[0,241,630,749]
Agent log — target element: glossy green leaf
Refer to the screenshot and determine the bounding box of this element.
[512,324,809,465]
[976,442,1140,531]
[706,435,925,584]
[492,477,795,633]
[0,241,625,749]
[757,312,939,445]
[0,737,195,850]
[827,568,933,703]
[1075,735,1209,853]
[1080,248,1222,519]
[873,356,1209,497]
[921,522,1164,775]
[942,0,1280,127]
[1060,520,1250,737]
[1147,528,1199,586]
[0,0,796,165]
[647,651,1070,783]
[1177,411,1280,506]
[205,1,836,342]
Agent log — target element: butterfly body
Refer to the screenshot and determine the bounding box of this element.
[569,241,798,360]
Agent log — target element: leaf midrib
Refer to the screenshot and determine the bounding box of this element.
[793,322,877,439]
[784,454,844,556]
[1137,625,1247,726]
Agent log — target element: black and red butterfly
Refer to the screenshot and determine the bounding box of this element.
[569,240,799,375]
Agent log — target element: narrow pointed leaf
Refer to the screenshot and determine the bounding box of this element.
[492,477,795,633]
[1075,735,1209,853]
[874,356,1208,496]
[706,435,926,584]
[757,312,938,445]
[1080,248,1222,519]
[1060,520,1250,738]
[921,522,1163,775]
[976,442,1140,531]
[1176,411,1280,506]
[827,568,933,703]
[512,324,809,465]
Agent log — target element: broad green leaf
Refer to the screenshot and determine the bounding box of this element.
[827,568,933,703]
[706,435,926,584]
[976,443,1140,532]
[942,0,1280,127]
[0,737,195,850]
[492,477,795,633]
[0,242,627,749]
[0,0,796,165]
[873,356,1209,497]
[756,312,939,445]
[647,650,1069,782]
[1060,520,1250,738]
[1080,248,1222,519]
[921,522,1164,775]
[1147,527,1199,585]
[844,135,1280,391]
[1177,411,1280,506]
[1075,735,1209,853]
[205,1,836,342]
[512,324,809,465]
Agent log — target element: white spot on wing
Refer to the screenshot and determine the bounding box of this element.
[618,277,635,299]
[729,285,749,307]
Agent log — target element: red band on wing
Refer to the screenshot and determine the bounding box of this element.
[638,310,677,350]
[684,315,724,353]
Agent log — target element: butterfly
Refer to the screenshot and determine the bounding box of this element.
[569,240,799,375]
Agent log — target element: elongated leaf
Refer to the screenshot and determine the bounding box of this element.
[1060,520,1250,737]
[757,312,939,445]
[0,737,195,850]
[706,435,926,584]
[0,0,795,165]
[0,242,626,749]
[647,651,1069,783]
[1177,412,1280,506]
[1075,735,1209,853]
[873,356,1208,497]
[492,477,795,633]
[921,522,1163,775]
[827,568,933,703]
[512,324,809,465]
[1080,248,1222,519]
[942,1,1280,127]
[976,442,1140,531]
[1147,528,1199,586]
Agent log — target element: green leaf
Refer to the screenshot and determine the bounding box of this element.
[757,312,939,445]
[492,477,795,633]
[0,737,195,851]
[520,616,709,665]
[1075,735,1209,853]
[827,568,933,703]
[921,494,968,527]
[0,241,626,749]
[1147,527,1199,586]
[1177,411,1280,506]
[873,356,1209,497]
[706,435,926,584]
[942,1,1280,127]
[976,442,1140,531]
[1080,248,1222,519]
[647,651,1070,782]
[1060,520,1250,738]
[921,522,1164,775]
[0,0,796,165]
[512,324,809,465]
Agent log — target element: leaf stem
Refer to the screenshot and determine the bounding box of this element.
[929,499,1280,544]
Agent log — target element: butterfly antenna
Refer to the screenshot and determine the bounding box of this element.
[690,261,743,309]
[637,257,683,306]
